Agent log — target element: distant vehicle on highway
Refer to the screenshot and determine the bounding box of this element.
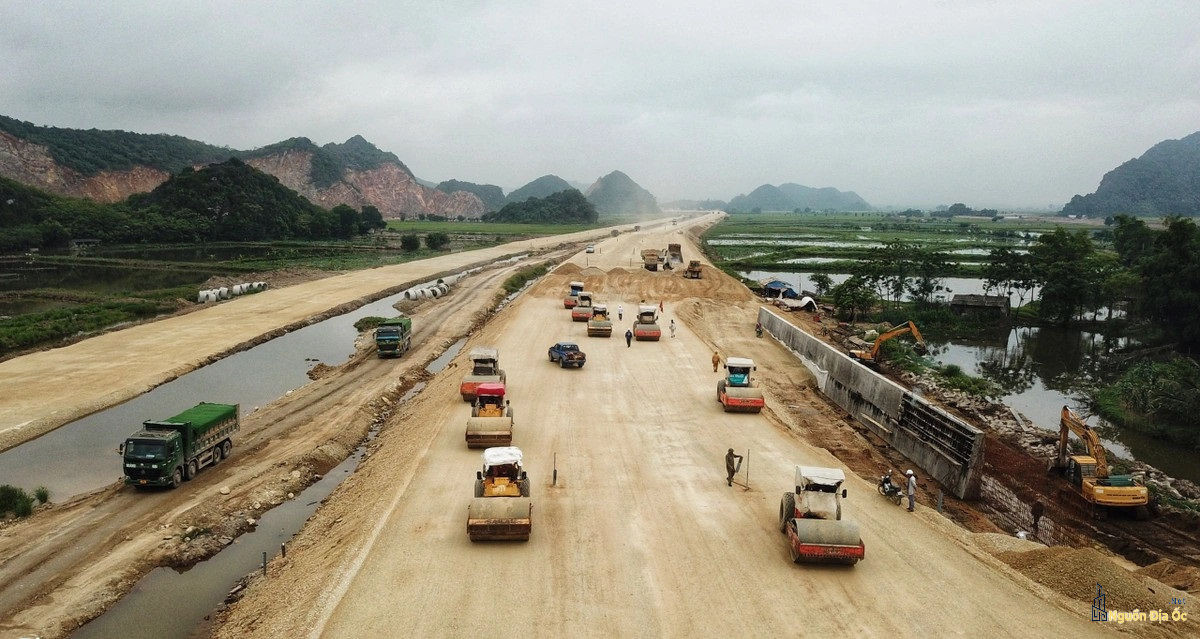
[586,245,595,253]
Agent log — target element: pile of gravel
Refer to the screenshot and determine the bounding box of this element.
[998,546,1178,613]
[1136,559,1200,594]
[974,532,1043,556]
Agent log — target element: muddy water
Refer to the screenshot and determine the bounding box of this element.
[0,292,413,500]
[69,358,452,639]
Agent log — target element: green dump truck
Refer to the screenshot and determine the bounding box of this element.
[120,402,240,488]
[375,316,413,358]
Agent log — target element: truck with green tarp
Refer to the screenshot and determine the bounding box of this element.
[120,402,240,488]
[375,316,413,358]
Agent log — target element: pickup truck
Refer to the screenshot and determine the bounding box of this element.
[548,341,586,368]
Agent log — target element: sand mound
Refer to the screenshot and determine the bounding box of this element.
[974,532,1043,555]
[997,546,1183,612]
[1137,559,1200,594]
[555,263,584,275]
[580,267,605,277]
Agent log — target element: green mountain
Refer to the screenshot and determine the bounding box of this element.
[506,175,574,203]
[0,114,231,175]
[127,157,338,241]
[727,183,871,212]
[436,179,505,212]
[584,170,660,217]
[1062,131,1200,218]
[243,135,412,189]
[483,189,597,224]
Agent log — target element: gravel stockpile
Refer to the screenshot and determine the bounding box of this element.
[998,546,1177,613]
[1137,560,1200,594]
[974,532,1043,556]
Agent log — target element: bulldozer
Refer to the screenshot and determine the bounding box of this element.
[683,260,702,279]
[717,357,765,413]
[465,382,514,448]
[587,303,613,337]
[570,291,595,322]
[460,347,506,402]
[778,466,865,565]
[1055,406,1149,519]
[563,281,585,309]
[848,321,927,368]
[467,446,532,541]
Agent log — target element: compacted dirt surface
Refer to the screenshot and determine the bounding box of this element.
[0,215,1194,638]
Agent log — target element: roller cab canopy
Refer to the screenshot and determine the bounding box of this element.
[482,446,523,470]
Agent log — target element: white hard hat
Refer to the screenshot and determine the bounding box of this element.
[906,469,913,476]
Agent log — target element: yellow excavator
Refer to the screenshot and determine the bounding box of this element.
[848,321,927,367]
[1055,406,1149,519]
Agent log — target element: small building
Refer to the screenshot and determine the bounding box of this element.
[949,294,1010,319]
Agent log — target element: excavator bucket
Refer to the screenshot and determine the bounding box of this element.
[788,519,864,565]
[465,416,513,448]
[467,497,532,541]
[722,386,765,412]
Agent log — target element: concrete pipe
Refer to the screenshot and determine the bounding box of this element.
[218,287,231,300]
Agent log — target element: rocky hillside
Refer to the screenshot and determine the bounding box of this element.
[584,170,660,217]
[1062,131,1200,218]
[728,183,871,212]
[0,116,484,219]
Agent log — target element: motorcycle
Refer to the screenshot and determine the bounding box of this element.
[878,470,903,505]
[755,323,763,338]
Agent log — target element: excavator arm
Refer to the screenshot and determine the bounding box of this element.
[1059,406,1109,478]
[868,321,927,360]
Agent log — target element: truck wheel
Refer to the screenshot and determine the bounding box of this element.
[717,379,726,402]
[212,445,222,465]
[171,468,183,489]
[185,460,198,481]
[559,358,565,368]
[548,352,554,362]
[221,440,232,459]
[474,479,484,498]
[779,492,796,533]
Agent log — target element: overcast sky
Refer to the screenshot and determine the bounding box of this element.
[2,1,1197,209]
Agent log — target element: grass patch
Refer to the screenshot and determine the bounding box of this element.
[0,485,36,518]
[933,363,1000,398]
[502,262,551,295]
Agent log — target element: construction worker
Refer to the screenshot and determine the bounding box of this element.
[625,328,633,347]
[712,351,721,372]
[659,300,664,313]
[906,469,917,511]
[617,304,623,321]
[725,448,743,487]
[1031,500,1044,533]
[669,319,676,338]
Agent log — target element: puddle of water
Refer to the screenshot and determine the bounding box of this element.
[71,448,365,639]
[426,339,466,374]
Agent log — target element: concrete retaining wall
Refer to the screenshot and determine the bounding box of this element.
[758,307,985,499]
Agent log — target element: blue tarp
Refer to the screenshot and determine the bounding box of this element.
[762,280,799,299]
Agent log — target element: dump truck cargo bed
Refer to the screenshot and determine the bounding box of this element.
[467,498,532,541]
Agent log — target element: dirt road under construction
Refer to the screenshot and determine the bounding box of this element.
[0,216,1191,638]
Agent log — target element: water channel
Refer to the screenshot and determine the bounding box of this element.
[0,290,415,501]
[742,269,1200,483]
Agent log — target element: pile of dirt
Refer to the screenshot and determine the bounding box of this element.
[1137,559,1200,594]
[579,266,605,277]
[997,546,1181,612]
[555,262,584,275]
[974,532,1043,555]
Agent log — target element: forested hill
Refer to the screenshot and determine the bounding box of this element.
[482,189,597,224]
[1063,131,1200,218]
[584,170,660,217]
[0,114,231,175]
[727,183,871,212]
[506,175,574,203]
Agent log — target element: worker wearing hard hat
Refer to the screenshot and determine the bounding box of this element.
[906,470,917,511]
